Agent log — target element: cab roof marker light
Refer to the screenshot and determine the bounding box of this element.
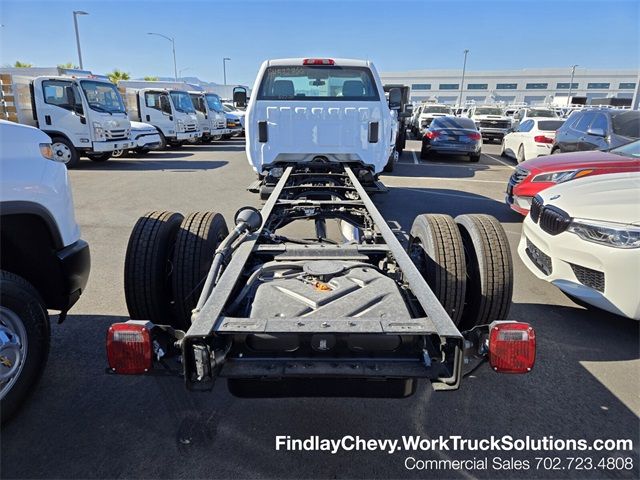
[303,59,335,66]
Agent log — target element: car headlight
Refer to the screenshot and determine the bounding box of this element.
[532,169,594,183]
[568,219,640,249]
[93,121,106,141]
[39,143,53,160]
[176,119,185,132]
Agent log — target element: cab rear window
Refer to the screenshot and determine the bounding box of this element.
[257,66,380,101]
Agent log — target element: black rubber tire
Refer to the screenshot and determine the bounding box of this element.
[172,212,229,329]
[517,145,525,163]
[469,153,481,162]
[0,271,50,424]
[408,214,467,325]
[87,152,111,162]
[124,211,184,325]
[51,136,80,168]
[134,147,150,156]
[551,147,562,155]
[383,151,397,172]
[156,129,168,150]
[419,141,430,160]
[455,214,513,330]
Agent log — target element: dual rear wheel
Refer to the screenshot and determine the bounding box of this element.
[124,211,229,330]
[408,213,513,329]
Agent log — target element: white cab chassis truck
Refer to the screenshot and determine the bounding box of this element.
[188,91,230,142]
[245,58,397,178]
[0,68,133,167]
[105,58,535,399]
[118,81,201,148]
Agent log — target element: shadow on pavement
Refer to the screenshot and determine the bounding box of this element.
[75,158,228,171]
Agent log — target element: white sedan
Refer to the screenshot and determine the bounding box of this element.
[501,118,565,163]
[518,171,640,320]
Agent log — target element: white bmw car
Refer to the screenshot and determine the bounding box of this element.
[501,117,566,163]
[518,171,640,319]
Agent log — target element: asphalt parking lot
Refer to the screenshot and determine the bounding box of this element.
[2,138,639,479]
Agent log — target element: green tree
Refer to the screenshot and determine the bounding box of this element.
[107,69,131,84]
[143,76,159,81]
[58,62,80,69]
[14,60,33,68]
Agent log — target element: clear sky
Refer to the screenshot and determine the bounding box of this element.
[1,0,638,86]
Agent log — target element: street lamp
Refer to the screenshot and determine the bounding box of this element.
[567,64,579,106]
[73,11,88,70]
[458,49,469,108]
[148,32,177,81]
[223,57,231,85]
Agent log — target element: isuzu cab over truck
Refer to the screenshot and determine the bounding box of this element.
[188,91,230,142]
[105,58,536,398]
[0,68,133,167]
[117,81,201,148]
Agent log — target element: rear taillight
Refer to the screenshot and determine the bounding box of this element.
[303,58,335,65]
[425,130,440,139]
[106,322,153,374]
[534,135,554,144]
[467,132,482,140]
[488,322,536,373]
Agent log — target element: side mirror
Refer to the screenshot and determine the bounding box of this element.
[233,88,247,108]
[586,127,606,137]
[388,88,401,110]
[160,95,172,114]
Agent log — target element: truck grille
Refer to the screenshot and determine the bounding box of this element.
[479,120,510,129]
[525,238,552,275]
[570,264,605,292]
[217,120,226,128]
[185,124,198,132]
[539,205,571,236]
[510,167,530,186]
[106,129,128,140]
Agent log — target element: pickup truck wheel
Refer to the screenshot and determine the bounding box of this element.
[383,150,398,172]
[455,214,513,329]
[0,271,50,424]
[419,142,430,160]
[51,137,80,168]
[172,212,229,329]
[517,145,525,163]
[87,152,111,162]
[133,147,149,156]
[124,211,184,325]
[408,214,466,325]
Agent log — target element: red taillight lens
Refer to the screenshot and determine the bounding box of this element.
[303,58,335,65]
[534,135,554,144]
[425,130,440,139]
[467,132,482,140]
[488,322,536,374]
[106,322,153,374]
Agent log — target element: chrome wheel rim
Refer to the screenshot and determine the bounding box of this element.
[112,149,123,157]
[52,142,72,163]
[0,307,28,400]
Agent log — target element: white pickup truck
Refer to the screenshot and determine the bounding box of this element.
[244,58,398,177]
[0,120,90,422]
[468,105,513,143]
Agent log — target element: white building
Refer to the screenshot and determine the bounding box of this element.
[380,67,639,105]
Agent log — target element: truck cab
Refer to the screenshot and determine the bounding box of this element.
[244,58,399,175]
[118,82,201,147]
[467,105,512,143]
[0,68,133,167]
[189,91,229,142]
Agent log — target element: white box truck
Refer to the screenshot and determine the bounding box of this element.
[117,80,201,148]
[0,68,133,167]
[188,91,230,142]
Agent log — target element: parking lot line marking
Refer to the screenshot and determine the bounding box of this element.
[396,162,512,170]
[405,177,506,184]
[483,153,515,169]
[412,150,418,164]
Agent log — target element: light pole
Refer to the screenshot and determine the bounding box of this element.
[458,49,469,108]
[73,11,88,70]
[223,57,231,85]
[567,64,579,106]
[148,32,177,81]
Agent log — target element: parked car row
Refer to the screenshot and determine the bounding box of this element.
[0,67,247,168]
